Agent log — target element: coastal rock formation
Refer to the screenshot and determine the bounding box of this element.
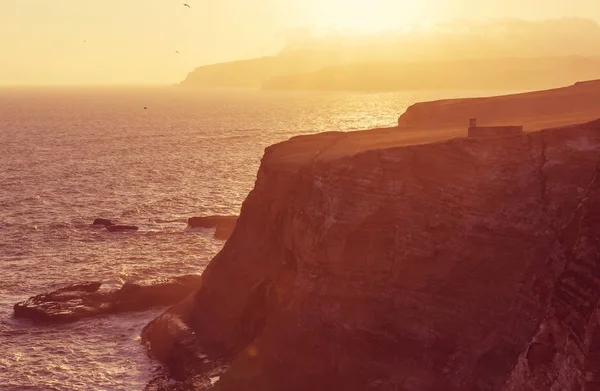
[91,218,114,227]
[179,53,343,89]
[14,275,202,323]
[182,19,600,91]
[397,79,600,131]
[106,225,139,232]
[188,216,238,240]
[142,116,600,391]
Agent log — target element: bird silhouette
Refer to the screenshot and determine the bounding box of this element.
[183,3,191,7]
[175,51,179,54]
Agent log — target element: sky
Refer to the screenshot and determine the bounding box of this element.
[1,0,599,85]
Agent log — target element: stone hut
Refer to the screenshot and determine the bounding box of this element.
[468,118,523,138]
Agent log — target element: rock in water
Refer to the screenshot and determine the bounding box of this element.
[91,218,114,227]
[143,118,600,391]
[106,225,138,232]
[13,282,103,323]
[14,275,202,323]
[115,275,204,311]
[187,215,238,240]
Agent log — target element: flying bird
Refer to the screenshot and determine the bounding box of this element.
[183,3,191,7]
[175,51,179,54]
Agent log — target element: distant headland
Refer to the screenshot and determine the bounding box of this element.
[178,18,600,92]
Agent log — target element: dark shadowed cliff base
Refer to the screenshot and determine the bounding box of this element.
[143,81,600,390]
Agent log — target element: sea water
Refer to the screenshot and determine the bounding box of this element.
[0,87,503,390]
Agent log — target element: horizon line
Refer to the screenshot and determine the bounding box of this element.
[0,83,178,89]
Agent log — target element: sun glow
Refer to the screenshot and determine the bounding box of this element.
[309,0,426,33]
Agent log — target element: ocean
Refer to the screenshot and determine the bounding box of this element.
[0,87,504,390]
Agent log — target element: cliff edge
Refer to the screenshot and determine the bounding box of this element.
[143,113,600,390]
[398,79,600,131]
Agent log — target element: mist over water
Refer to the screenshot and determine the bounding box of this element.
[0,87,508,390]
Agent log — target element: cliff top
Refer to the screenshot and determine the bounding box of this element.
[265,80,600,168]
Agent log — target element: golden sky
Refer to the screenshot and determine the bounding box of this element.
[1,0,599,85]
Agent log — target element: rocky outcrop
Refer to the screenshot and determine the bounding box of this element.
[14,275,202,323]
[92,218,114,227]
[142,117,600,391]
[188,216,238,240]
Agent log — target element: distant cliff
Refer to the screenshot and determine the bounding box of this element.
[262,56,600,92]
[143,82,600,390]
[180,18,600,91]
[179,56,600,92]
[178,51,345,89]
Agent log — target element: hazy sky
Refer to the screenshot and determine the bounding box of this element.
[1,0,599,85]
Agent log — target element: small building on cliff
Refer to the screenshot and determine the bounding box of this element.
[468,118,523,138]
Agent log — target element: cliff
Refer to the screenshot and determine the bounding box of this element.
[143,111,600,389]
[398,79,600,132]
[180,55,600,92]
[181,18,600,91]
[262,57,600,92]
[178,52,345,89]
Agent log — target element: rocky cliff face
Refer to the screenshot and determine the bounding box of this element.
[143,119,600,390]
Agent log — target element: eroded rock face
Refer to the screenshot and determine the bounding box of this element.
[143,119,600,391]
[14,275,202,323]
